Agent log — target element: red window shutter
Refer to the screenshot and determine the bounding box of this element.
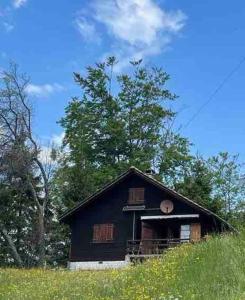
[135,188,144,203]
[93,224,114,242]
[106,224,114,241]
[93,225,99,241]
[128,188,145,204]
[102,224,107,241]
[128,188,134,204]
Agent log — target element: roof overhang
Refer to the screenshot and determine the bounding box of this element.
[141,214,200,220]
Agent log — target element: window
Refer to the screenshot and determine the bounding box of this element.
[180,225,190,241]
[128,188,145,204]
[93,224,114,243]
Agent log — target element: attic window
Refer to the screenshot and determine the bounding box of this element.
[128,188,145,204]
[93,224,114,243]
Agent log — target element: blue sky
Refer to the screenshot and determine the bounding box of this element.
[1,0,245,160]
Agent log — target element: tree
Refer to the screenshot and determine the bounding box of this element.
[0,63,51,266]
[174,153,245,219]
[174,156,224,214]
[207,152,245,215]
[57,57,189,208]
[158,132,193,187]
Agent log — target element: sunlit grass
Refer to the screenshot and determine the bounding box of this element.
[0,231,244,300]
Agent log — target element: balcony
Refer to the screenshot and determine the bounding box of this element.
[127,238,189,257]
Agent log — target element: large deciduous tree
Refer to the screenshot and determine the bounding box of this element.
[57,57,192,209]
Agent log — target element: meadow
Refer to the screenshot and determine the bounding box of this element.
[0,232,244,300]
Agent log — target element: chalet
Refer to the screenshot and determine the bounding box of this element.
[60,166,233,270]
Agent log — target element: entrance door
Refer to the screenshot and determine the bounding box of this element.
[141,222,154,239]
[141,222,155,254]
[190,223,201,242]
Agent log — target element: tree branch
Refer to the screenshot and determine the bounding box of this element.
[0,223,23,267]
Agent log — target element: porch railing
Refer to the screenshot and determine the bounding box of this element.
[127,238,189,256]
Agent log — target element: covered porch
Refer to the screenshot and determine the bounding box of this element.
[127,214,201,257]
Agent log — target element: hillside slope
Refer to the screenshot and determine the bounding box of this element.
[0,232,244,300]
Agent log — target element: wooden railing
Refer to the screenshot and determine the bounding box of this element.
[127,238,189,256]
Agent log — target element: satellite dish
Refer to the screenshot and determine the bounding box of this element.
[160,200,174,214]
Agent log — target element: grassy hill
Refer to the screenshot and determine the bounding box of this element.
[0,232,244,300]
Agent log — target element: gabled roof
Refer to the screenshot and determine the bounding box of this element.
[59,166,235,230]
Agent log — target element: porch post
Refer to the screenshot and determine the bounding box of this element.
[132,211,136,240]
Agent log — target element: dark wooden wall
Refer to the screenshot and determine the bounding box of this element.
[68,173,224,262]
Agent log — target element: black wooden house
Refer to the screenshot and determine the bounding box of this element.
[60,166,233,270]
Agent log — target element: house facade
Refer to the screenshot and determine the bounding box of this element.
[60,166,232,270]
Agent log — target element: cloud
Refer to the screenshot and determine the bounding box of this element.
[38,132,65,164]
[51,132,65,146]
[3,21,14,32]
[13,0,27,9]
[93,0,185,46]
[75,16,100,43]
[26,83,65,98]
[1,0,27,32]
[78,0,187,69]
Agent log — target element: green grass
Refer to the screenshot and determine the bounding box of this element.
[0,232,245,300]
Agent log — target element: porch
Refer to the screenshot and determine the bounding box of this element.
[127,238,189,257]
[127,214,201,257]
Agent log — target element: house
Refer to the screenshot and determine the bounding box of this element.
[59,166,233,270]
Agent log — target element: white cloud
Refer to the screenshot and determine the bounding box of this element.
[51,132,65,146]
[38,132,65,164]
[1,1,27,33]
[79,0,187,69]
[13,0,27,9]
[75,16,100,43]
[3,21,14,32]
[26,83,65,98]
[93,0,185,46]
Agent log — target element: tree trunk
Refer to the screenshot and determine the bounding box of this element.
[0,224,23,267]
[37,206,45,267]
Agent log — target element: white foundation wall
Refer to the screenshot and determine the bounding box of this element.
[68,259,130,270]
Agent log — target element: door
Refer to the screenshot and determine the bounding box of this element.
[141,222,155,254]
[190,223,201,242]
[141,222,154,240]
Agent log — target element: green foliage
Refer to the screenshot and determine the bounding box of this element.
[175,157,224,214]
[57,57,185,209]
[0,182,35,267]
[207,152,245,214]
[0,232,244,299]
[174,153,245,218]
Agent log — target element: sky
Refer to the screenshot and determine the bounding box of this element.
[1,0,245,161]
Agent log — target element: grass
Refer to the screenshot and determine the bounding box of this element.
[0,232,245,300]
